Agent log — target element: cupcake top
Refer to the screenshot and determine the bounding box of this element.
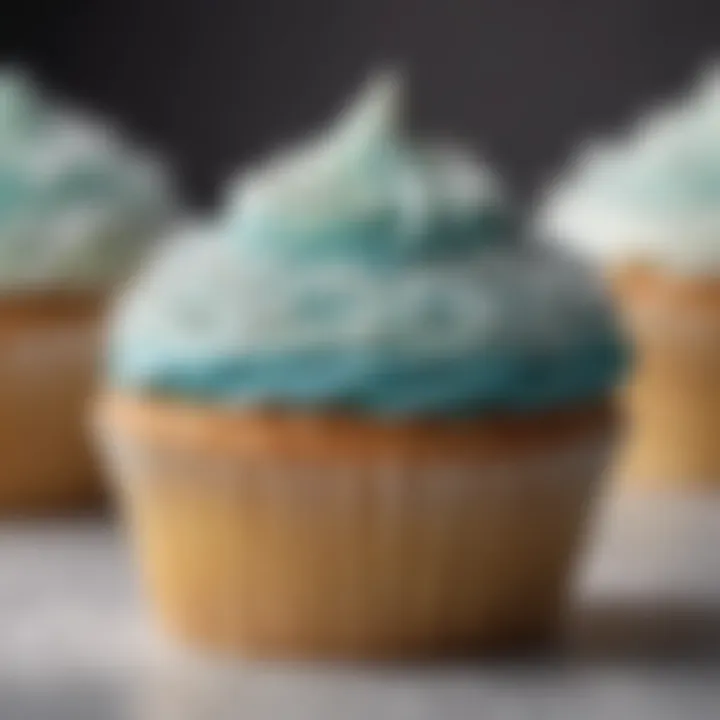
[0,68,172,292]
[110,74,623,417]
[226,75,510,264]
[540,64,720,275]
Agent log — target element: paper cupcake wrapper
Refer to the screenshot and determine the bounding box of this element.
[620,301,720,346]
[0,299,100,513]
[611,288,720,490]
[107,431,608,503]
[101,423,610,658]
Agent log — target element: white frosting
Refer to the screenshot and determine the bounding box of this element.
[539,63,720,275]
[0,69,172,291]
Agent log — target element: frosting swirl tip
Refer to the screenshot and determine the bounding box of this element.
[225,72,510,263]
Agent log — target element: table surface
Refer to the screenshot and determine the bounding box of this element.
[1,492,719,719]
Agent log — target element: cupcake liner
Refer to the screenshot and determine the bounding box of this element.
[0,293,101,514]
[610,268,720,490]
[98,396,611,659]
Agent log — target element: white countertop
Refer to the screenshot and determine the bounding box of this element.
[1,493,719,719]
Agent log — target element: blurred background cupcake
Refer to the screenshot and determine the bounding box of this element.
[540,65,720,492]
[97,73,624,659]
[0,67,172,515]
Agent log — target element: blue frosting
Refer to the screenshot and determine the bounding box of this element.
[112,340,623,416]
[227,124,513,265]
[110,75,624,416]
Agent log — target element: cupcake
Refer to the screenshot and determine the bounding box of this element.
[0,69,171,514]
[97,74,623,658]
[540,65,720,491]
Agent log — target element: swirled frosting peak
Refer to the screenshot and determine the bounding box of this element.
[225,72,511,263]
[0,67,172,291]
[110,74,624,416]
[540,63,720,275]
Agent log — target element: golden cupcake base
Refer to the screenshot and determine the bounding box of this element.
[98,394,612,659]
[0,292,102,516]
[610,267,720,491]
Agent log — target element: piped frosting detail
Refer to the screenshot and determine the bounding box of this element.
[110,74,623,416]
[225,72,510,263]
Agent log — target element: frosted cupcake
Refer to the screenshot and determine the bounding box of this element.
[0,69,171,514]
[540,66,720,491]
[97,75,623,658]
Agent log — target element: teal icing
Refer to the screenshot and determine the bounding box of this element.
[231,207,512,266]
[0,68,172,290]
[111,339,624,416]
[110,74,624,416]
